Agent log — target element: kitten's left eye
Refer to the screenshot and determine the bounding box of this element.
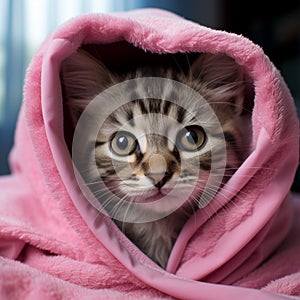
[176,125,206,152]
[110,131,137,156]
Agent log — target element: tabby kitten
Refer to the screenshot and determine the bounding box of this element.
[61,49,250,268]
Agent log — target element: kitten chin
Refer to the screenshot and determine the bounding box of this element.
[61,49,252,269]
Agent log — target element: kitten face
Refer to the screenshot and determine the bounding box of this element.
[94,98,214,213]
[61,49,251,220]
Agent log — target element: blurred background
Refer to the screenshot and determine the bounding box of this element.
[0,0,299,189]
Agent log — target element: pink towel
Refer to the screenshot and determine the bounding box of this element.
[1,8,300,299]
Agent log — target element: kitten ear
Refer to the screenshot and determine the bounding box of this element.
[191,53,245,115]
[61,49,114,123]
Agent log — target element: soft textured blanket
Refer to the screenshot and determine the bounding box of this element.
[0,8,300,300]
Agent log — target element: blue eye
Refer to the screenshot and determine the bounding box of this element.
[176,126,206,152]
[110,131,137,156]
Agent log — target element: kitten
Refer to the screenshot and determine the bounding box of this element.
[61,49,251,268]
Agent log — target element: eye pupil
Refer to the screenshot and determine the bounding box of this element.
[176,125,206,152]
[116,136,128,150]
[110,131,137,156]
[186,131,198,144]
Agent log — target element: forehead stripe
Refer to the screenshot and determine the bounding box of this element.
[135,99,148,114]
[148,98,162,113]
[176,106,185,123]
[163,100,172,115]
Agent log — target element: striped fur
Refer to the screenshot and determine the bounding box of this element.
[61,50,251,268]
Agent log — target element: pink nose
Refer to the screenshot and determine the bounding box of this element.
[148,153,167,172]
[146,153,172,188]
[146,171,172,189]
[147,172,165,185]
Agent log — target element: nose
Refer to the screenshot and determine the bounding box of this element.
[145,153,173,189]
[147,172,172,189]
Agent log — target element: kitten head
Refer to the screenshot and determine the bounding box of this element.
[61,49,250,220]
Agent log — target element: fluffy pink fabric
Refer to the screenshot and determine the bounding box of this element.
[0,8,299,299]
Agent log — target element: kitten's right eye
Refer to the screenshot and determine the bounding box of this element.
[110,131,137,156]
